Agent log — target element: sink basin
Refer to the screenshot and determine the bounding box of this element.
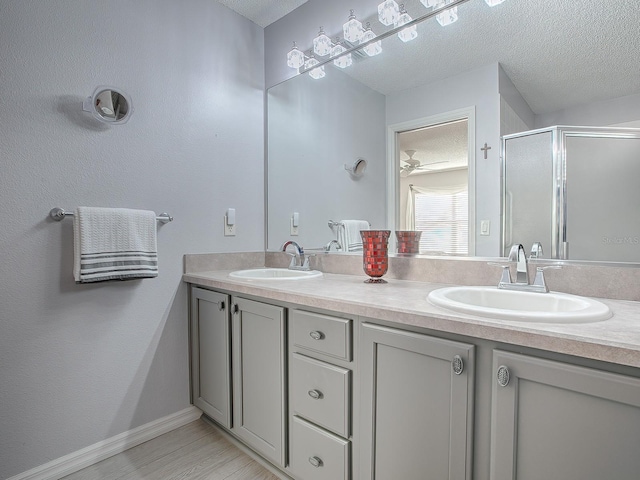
[229,268,323,280]
[427,286,611,322]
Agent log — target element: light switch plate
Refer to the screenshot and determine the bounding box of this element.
[480,220,490,236]
[224,214,236,236]
[290,217,299,236]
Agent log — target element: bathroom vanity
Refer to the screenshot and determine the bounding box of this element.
[184,264,640,480]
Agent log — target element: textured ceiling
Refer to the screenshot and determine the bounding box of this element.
[217,0,307,27]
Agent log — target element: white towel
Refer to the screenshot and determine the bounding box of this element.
[337,220,370,252]
[73,207,158,283]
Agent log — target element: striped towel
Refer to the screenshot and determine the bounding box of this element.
[337,220,370,252]
[73,207,158,283]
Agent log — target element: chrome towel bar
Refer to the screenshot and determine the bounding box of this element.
[49,207,173,224]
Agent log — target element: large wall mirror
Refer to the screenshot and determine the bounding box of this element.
[267,0,640,264]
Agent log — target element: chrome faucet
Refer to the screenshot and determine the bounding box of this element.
[530,242,543,259]
[324,239,342,252]
[493,243,560,293]
[281,240,311,270]
[509,244,530,285]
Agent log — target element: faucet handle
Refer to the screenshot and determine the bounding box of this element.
[532,265,561,292]
[488,262,512,286]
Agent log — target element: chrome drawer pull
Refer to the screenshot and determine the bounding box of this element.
[308,389,324,400]
[309,330,325,341]
[309,456,324,468]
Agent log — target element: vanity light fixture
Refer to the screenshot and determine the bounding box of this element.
[331,38,353,68]
[287,42,305,69]
[305,52,326,79]
[361,22,382,56]
[343,9,364,43]
[397,4,418,42]
[287,0,507,74]
[435,1,460,26]
[378,0,400,26]
[313,27,332,56]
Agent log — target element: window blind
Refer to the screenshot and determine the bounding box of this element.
[414,189,468,255]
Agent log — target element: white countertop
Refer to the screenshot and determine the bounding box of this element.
[183,270,640,368]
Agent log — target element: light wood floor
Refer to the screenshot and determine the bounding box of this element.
[62,419,282,480]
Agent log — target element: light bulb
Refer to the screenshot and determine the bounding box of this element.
[361,22,382,57]
[485,0,506,5]
[397,6,417,42]
[378,0,400,26]
[435,2,458,26]
[305,55,325,79]
[343,10,364,43]
[313,27,332,56]
[286,42,305,69]
[331,39,353,68]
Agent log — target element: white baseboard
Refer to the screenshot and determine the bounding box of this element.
[8,406,202,480]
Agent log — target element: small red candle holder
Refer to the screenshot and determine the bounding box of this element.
[360,230,391,283]
[396,230,422,255]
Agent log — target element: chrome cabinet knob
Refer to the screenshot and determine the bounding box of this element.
[452,355,464,375]
[309,330,325,340]
[309,456,324,468]
[497,365,511,387]
[308,389,324,400]
[218,301,225,311]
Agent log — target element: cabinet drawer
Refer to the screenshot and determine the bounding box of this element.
[291,353,351,437]
[290,416,350,480]
[291,309,352,361]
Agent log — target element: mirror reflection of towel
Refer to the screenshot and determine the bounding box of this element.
[337,220,370,252]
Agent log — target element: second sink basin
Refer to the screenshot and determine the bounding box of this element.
[229,268,323,280]
[427,286,611,323]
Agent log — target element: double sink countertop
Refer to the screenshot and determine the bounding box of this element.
[183,270,640,369]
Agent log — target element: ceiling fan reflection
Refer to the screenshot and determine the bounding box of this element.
[399,149,448,177]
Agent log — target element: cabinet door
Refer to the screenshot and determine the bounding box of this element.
[232,297,286,467]
[359,323,475,480]
[490,350,640,480]
[191,287,231,428]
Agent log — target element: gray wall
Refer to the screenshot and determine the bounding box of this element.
[0,1,264,478]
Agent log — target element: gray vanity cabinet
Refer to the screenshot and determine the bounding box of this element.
[359,323,475,480]
[490,350,640,480]
[231,297,286,468]
[190,287,232,428]
[190,288,286,468]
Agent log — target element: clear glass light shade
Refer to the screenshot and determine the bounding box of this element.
[397,11,417,42]
[343,10,364,43]
[420,0,440,7]
[305,57,325,79]
[331,43,353,68]
[313,27,332,56]
[286,43,305,69]
[378,0,400,26]
[485,0,506,5]
[361,25,382,57]
[436,6,458,26]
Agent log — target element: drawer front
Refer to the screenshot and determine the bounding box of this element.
[291,353,351,437]
[291,309,352,361]
[290,416,350,480]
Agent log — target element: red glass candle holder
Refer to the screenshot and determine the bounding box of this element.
[396,230,422,255]
[360,230,391,283]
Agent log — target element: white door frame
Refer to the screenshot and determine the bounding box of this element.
[386,106,476,255]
